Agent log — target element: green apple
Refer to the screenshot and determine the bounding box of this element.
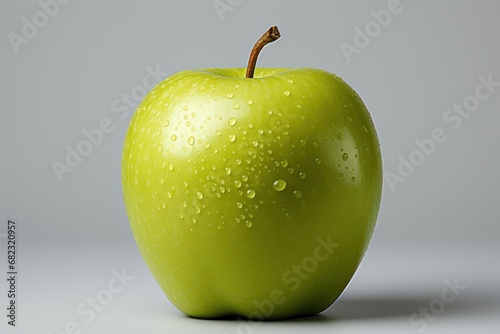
[122,26,382,320]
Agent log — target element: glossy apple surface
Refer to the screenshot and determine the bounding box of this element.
[122,67,382,319]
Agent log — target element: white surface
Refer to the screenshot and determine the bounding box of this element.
[1,243,498,334]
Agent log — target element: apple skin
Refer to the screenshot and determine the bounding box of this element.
[122,68,382,319]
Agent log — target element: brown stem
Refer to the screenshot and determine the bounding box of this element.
[245,26,281,78]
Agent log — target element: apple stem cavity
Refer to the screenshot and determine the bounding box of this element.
[245,26,281,79]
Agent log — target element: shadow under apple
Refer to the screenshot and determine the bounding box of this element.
[200,294,500,323]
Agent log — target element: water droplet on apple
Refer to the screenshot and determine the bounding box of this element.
[179,213,184,219]
[283,90,290,96]
[273,180,287,191]
[242,175,248,182]
[315,158,321,164]
[293,190,302,198]
[188,136,195,146]
[287,79,294,84]
[233,103,240,110]
[215,130,222,136]
[226,93,234,99]
[157,145,163,152]
[229,134,236,142]
[234,180,242,188]
[246,100,253,105]
[351,176,356,182]
[168,163,174,171]
[342,153,349,161]
[183,106,188,111]
[161,162,167,169]
[163,120,170,127]
[300,139,306,146]
[228,117,237,126]
[196,192,203,200]
[280,160,288,168]
[236,202,243,209]
[234,84,240,89]
[298,172,306,179]
[171,134,177,142]
[167,192,172,199]
[155,129,162,136]
[246,189,256,199]
[337,133,343,140]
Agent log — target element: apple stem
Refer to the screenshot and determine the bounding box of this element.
[245,26,281,79]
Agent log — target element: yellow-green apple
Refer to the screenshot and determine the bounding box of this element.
[122,26,382,320]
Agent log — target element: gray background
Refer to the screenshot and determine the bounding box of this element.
[1,0,499,333]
